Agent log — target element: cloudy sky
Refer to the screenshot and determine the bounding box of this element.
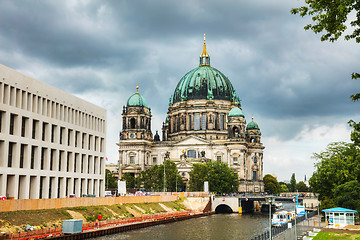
[0,0,359,182]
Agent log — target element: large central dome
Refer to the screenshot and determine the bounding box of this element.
[171,35,238,104]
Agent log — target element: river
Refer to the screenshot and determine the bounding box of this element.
[92,213,269,240]
[92,203,296,240]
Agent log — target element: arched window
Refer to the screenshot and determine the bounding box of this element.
[130,118,136,129]
[254,157,257,163]
[253,171,257,181]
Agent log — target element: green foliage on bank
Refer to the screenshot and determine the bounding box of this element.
[188,160,239,194]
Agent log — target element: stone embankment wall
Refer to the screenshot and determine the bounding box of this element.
[0,195,177,212]
[0,192,210,212]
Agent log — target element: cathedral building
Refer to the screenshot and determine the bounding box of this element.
[118,37,264,193]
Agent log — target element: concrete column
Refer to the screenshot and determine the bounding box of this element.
[118,151,123,179]
[29,176,38,199]
[12,142,20,168]
[51,177,57,198]
[67,178,74,195]
[82,178,87,196]
[59,177,66,198]
[18,175,29,199]
[88,179,93,195]
[94,179,99,196]
[41,176,49,199]
[74,178,81,197]
[0,173,7,196]
[99,179,105,197]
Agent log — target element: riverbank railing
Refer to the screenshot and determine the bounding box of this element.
[249,211,318,240]
[3,210,202,240]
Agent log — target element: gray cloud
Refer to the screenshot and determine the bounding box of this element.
[0,0,358,180]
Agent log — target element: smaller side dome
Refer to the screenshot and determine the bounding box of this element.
[126,86,148,107]
[246,118,260,130]
[228,107,244,117]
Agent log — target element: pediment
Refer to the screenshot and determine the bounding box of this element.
[174,135,211,146]
[176,161,194,169]
[122,164,141,170]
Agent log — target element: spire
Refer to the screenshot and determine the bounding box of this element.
[136,86,139,93]
[200,33,210,66]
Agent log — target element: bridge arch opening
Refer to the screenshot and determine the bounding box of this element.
[215,204,233,214]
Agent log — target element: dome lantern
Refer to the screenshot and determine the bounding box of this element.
[199,33,210,66]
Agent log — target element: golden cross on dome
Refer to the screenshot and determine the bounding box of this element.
[136,86,139,93]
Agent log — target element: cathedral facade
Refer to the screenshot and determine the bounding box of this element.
[118,37,264,193]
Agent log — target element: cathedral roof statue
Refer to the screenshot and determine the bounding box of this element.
[127,86,148,107]
[171,34,238,104]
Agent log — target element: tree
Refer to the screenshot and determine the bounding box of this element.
[121,173,137,189]
[105,169,118,189]
[291,1,360,43]
[279,182,289,193]
[296,181,309,192]
[137,160,184,192]
[263,174,281,194]
[189,161,239,194]
[334,180,360,211]
[291,1,360,121]
[290,173,297,192]
[309,142,360,201]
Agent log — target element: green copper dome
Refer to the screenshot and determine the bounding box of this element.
[246,120,260,130]
[228,107,245,117]
[127,90,148,107]
[171,37,240,104]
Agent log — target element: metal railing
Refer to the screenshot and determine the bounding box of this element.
[249,211,318,240]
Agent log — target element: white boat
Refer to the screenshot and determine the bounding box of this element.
[275,202,283,209]
[272,211,295,227]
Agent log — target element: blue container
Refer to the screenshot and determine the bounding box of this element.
[62,219,83,234]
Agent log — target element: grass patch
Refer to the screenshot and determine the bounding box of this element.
[162,200,186,211]
[313,232,360,240]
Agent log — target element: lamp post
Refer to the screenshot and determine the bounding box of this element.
[163,159,166,192]
[269,199,272,240]
[294,196,297,240]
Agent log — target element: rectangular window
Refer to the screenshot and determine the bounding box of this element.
[31,146,36,169]
[50,149,55,171]
[130,156,135,164]
[214,114,218,130]
[220,115,225,130]
[32,120,38,139]
[41,147,45,170]
[217,156,221,161]
[81,155,85,173]
[21,117,28,137]
[153,157,157,165]
[59,151,62,171]
[20,144,25,168]
[187,150,197,159]
[9,113,16,135]
[0,111,3,132]
[67,152,70,172]
[233,157,238,165]
[8,142,14,167]
[60,127,64,144]
[194,114,200,130]
[82,133,86,149]
[201,114,206,130]
[51,125,55,143]
[42,122,47,141]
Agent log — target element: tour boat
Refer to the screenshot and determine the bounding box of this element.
[271,211,295,226]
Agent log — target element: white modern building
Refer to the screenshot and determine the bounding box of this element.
[0,64,107,199]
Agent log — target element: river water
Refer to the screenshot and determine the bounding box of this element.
[93,203,296,240]
[93,213,270,240]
